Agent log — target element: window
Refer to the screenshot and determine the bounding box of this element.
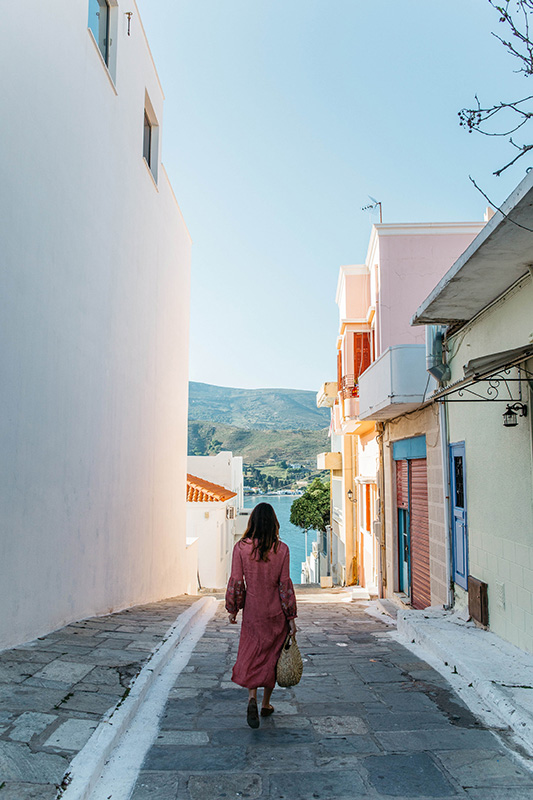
[88,0,110,65]
[143,112,152,167]
[143,94,159,183]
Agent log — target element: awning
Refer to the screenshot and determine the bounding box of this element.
[463,344,533,380]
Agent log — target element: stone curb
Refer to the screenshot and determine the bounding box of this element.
[397,608,533,756]
[58,596,218,800]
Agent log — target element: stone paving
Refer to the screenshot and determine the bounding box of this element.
[131,595,533,800]
[0,596,196,799]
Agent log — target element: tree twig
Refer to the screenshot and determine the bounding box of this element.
[469,174,533,231]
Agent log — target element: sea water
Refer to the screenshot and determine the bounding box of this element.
[243,494,318,584]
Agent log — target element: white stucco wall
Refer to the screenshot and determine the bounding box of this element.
[446,276,533,652]
[187,504,233,589]
[0,2,192,649]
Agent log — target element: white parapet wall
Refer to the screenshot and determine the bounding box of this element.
[0,1,192,649]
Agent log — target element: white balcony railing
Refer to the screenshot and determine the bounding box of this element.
[358,345,431,420]
[317,452,342,471]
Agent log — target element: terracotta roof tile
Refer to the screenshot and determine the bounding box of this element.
[186,474,237,503]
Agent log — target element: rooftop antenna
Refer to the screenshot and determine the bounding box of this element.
[361,196,382,223]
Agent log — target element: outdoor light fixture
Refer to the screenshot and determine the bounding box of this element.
[347,489,355,502]
[502,402,528,427]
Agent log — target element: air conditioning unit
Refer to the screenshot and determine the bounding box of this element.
[226,506,236,520]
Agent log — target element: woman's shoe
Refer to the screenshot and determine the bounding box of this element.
[247,698,260,728]
[260,705,274,717]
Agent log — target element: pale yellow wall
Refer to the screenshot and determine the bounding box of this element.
[356,430,379,593]
[382,405,448,607]
[447,276,533,653]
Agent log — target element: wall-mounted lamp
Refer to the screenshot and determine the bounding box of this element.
[347,489,356,503]
[503,402,528,428]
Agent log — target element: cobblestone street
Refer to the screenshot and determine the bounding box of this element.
[131,595,533,800]
[0,597,197,799]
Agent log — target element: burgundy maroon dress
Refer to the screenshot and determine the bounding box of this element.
[225,538,297,689]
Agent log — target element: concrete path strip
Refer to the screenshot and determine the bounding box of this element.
[396,607,533,757]
[59,596,218,800]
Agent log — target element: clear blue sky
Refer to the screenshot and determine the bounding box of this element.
[137,0,527,391]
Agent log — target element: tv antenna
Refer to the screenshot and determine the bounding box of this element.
[361,196,382,223]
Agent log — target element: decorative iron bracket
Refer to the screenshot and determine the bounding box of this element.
[433,364,533,404]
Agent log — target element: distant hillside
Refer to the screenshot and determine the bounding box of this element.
[188,421,329,467]
[188,382,329,431]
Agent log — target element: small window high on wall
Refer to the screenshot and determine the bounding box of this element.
[89,0,110,64]
[88,0,117,83]
[143,93,159,183]
[143,113,152,165]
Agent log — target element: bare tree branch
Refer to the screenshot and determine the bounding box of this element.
[469,175,533,230]
[459,0,533,174]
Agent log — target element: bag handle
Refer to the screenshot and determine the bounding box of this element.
[284,633,296,650]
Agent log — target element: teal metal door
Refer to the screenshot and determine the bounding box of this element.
[396,459,410,594]
[398,508,410,593]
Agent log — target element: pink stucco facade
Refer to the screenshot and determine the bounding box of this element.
[372,229,482,355]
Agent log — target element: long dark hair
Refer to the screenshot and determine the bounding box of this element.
[242,502,280,562]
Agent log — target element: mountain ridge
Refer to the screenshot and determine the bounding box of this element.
[187,420,328,467]
[188,381,329,431]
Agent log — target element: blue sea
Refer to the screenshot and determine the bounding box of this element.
[243,494,319,584]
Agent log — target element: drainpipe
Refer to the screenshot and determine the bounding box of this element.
[427,325,454,608]
[439,399,454,609]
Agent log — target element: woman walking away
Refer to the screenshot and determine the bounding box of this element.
[225,502,297,728]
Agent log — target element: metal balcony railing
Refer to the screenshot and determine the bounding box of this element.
[341,374,359,398]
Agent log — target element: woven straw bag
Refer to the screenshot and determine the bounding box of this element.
[276,634,303,687]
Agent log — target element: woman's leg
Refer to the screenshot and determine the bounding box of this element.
[262,685,274,709]
[246,688,259,728]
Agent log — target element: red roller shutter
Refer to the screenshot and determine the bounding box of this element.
[396,460,408,510]
[410,458,431,609]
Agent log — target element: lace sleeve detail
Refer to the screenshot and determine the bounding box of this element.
[225,578,246,614]
[279,579,297,620]
[278,546,297,619]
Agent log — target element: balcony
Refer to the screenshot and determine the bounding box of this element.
[358,345,428,420]
[317,451,342,470]
[339,375,358,420]
[316,382,338,408]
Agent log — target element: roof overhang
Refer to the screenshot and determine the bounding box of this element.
[412,172,533,326]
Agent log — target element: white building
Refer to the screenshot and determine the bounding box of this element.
[0,1,193,649]
[186,452,244,589]
[188,452,244,511]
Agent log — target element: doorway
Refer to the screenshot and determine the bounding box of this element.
[450,441,468,590]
